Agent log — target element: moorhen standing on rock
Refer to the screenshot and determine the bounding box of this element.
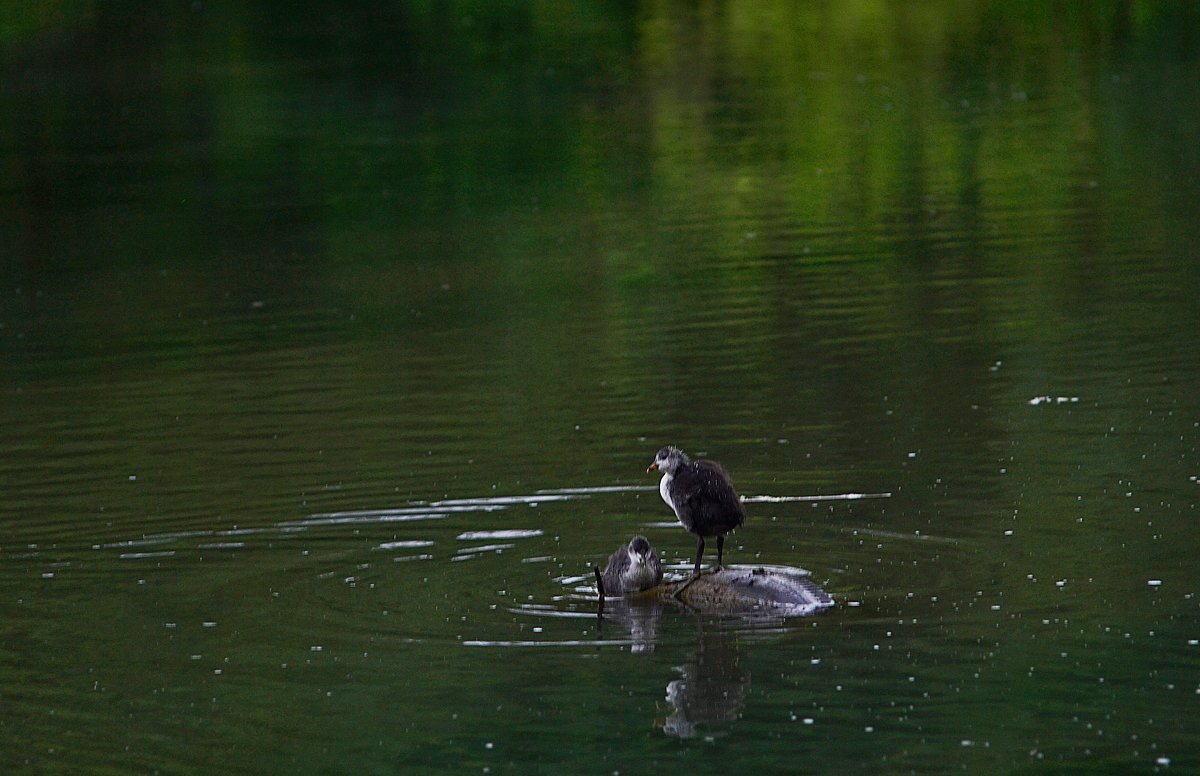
[647,445,745,576]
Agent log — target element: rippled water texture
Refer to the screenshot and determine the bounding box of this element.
[3,3,1200,773]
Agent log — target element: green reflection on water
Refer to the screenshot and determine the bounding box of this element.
[2,1,1199,773]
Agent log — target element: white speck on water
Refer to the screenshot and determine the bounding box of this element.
[803,717,814,725]
[865,726,874,733]
[202,621,217,628]
[485,742,494,750]
[1148,579,1163,587]
[128,475,137,481]
[1056,580,1068,588]
[1157,756,1170,766]
[961,740,975,747]
[310,645,323,652]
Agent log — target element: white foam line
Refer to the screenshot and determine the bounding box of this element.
[507,608,600,620]
[743,492,892,503]
[463,639,635,648]
[137,529,216,543]
[102,536,179,549]
[119,551,177,560]
[456,529,543,540]
[456,543,515,554]
[280,513,451,528]
[852,527,960,545]
[430,494,577,507]
[307,504,505,519]
[216,528,266,537]
[535,486,656,495]
[378,540,435,550]
[392,554,433,563]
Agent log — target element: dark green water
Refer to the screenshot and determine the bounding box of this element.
[3,2,1200,773]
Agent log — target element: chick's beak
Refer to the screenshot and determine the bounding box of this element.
[646,463,658,472]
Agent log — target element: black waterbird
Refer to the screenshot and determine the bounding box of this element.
[647,446,745,576]
[600,535,663,595]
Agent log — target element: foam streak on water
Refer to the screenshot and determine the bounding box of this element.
[456,530,543,540]
[742,492,893,503]
[463,639,634,648]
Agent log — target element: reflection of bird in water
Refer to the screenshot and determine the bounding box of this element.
[596,595,663,655]
[647,446,745,576]
[659,627,749,738]
[600,536,662,595]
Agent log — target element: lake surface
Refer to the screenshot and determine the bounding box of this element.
[3,2,1199,773]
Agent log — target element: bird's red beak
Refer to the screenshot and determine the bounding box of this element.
[647,463,658,472]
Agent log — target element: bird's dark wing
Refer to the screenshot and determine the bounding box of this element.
[648,546,663,584]
[601,547,630,593]
[675,459,746,531]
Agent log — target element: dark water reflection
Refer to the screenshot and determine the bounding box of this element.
[3,1,1200,773]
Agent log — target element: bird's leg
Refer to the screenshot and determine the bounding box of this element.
[716,535,725,570]
[693,537,705,577]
